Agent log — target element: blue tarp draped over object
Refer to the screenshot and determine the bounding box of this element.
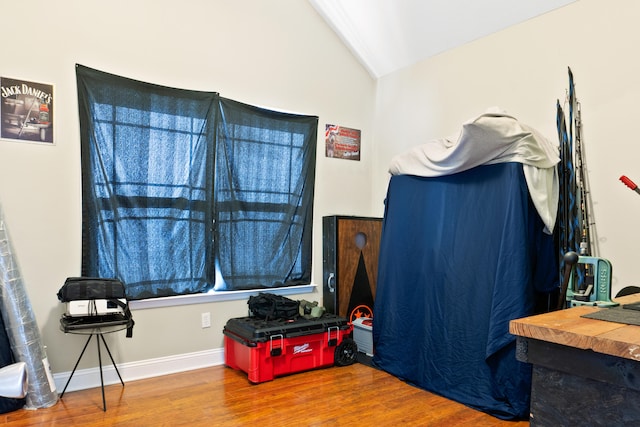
[372,162,557,420]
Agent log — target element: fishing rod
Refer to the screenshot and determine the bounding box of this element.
[569,68,595,298]
[556,67,597,307]
[571,73,593,257]
[556,101,570,256]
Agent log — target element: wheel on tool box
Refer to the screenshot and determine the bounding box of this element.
[334,337,358,366]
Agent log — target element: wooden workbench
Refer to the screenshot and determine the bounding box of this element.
[509,294,640,426]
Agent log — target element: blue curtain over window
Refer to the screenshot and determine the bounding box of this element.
[214,98,317,290]
[76,65,317,299]
[77,65,218,299]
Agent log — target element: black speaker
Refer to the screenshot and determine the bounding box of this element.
[322,216,382,321]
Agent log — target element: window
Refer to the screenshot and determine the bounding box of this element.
[214,98,317,291]
[76,65,317,300]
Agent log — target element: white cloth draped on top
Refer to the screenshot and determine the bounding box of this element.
[388,108,560,234]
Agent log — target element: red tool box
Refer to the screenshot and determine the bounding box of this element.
[223,314,357,383]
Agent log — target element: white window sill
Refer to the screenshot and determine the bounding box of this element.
[129,284,318,310]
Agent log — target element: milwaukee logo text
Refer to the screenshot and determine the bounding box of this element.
[293,343,313,354]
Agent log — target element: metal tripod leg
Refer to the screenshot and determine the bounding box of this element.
[96,333,125,411]
[60,334,94,398]
[96,333,105,411]
[59,332,125,411]
[99,333,125,386]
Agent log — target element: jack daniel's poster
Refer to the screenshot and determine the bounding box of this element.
[1,77,54,144]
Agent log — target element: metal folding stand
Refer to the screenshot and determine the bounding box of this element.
[59,319,130,411]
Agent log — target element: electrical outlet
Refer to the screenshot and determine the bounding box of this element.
[201,312,211,328]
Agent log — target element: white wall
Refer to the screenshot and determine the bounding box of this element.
[0,0,376,375]
[373,0,640,297]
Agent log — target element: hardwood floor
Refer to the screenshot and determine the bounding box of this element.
[1,363,529,426]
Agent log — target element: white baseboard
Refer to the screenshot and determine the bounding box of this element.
[53,347,225,393]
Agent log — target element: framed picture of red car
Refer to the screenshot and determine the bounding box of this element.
[325,124,360,161]
[1,76,54,144]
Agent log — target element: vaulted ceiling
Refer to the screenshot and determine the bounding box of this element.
[309,0,576,79]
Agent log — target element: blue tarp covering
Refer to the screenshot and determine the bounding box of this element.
[372,162,557,420]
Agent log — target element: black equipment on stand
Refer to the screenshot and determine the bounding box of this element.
[57,277,134,411]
